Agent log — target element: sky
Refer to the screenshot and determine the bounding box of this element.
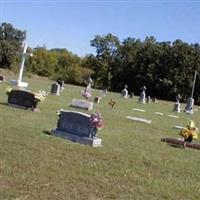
[1,0,200,57]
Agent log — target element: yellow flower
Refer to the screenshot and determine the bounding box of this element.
[179,120,199,140]
[34,90,47,102]
[6,87,12,94]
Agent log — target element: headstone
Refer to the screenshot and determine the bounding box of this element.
[7,90,38,110]
[185,97,194,114]
[129,92,134,99]
[57,80,64,92]
[51,83,60,95]
[173,94,181,112]
[102,88,108,97]
[51,110,102,147]
[10,43,32,88]
[0,75,5,83]
[71,99,93,110]
[173,102,181,113]
[152,97,158,103]
[121,85,128,98]
[82,78,93,99]
[94,96,101,104]
[147,96,151,104]
[139,86,146,104]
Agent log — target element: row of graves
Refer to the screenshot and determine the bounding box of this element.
[4,42,200,150]
[120,80,200,150]
[121,85,157,104]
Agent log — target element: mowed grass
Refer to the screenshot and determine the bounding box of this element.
[0,76,200,200]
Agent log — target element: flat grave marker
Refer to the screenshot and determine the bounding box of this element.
[132,108,146,112]
[126,116,152,124]
[154,112,164,116]
[71,99,93,111]
[167,115,179,119]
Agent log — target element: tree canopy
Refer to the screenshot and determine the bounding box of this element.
[1,23,200,103]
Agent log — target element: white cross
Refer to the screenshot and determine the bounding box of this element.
[17,43,33,87]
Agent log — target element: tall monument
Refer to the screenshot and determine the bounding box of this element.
[11,43,33,88]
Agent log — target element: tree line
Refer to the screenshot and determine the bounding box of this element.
[1,23,200,103]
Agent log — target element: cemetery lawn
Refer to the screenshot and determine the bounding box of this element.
[1,76,200,200]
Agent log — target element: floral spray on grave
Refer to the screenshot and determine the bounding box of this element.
[89,112,104,139]
[81,77,93,99]
[179,120,199,148]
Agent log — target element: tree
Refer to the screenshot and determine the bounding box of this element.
[90,33,120,89]
[0,23,26,69]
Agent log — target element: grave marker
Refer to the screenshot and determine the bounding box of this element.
[7,90,39,111]
[52,110,102,147]
[126,116,152,124]
[132,108,146,112]
[71,99,93,110]
[0,75,5,83]
[51,83,60,95]
[10,43,32,88]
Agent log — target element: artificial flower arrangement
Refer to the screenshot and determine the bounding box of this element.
[81,89,92,99]
[34,90,48,102]
[90,112,104,130]
[6,87,12,95]
[108,99,116,108]
[89,112,104,138]
[179,120,199,142]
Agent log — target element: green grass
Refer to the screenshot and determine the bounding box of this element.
[0,74,200,200]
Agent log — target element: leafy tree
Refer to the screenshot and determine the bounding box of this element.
[0,23,26,69]
[90,33,120,89]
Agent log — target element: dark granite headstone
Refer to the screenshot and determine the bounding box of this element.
[52,110,102,147]
[94,96,101,104]
[0,75,5,82]
[8,90,37,110]
[57,110,92,137]
[51,83,60,95]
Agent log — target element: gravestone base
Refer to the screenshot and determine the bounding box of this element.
[138,99,146,104]
[10,80,28,88]
[185,109,194,114]
[8,103,39,111]
[51,129,102,147]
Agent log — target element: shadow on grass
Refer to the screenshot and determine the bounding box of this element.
[43,130,52,135]
[0,102,8,106]
[168,144,184,149]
